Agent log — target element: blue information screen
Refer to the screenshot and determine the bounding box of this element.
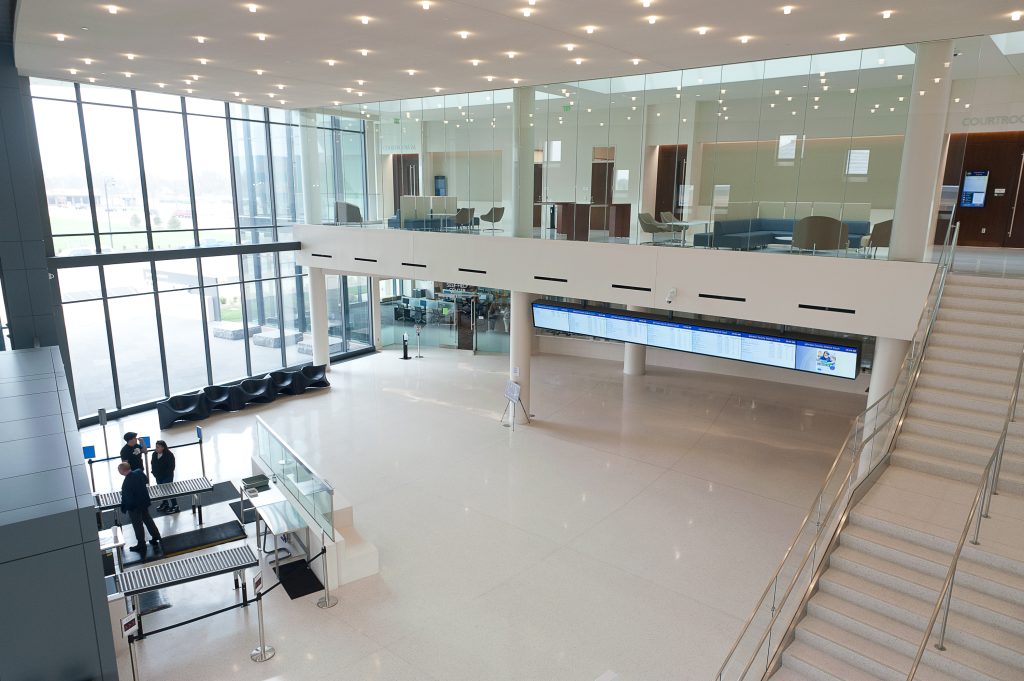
[532,302,859,379]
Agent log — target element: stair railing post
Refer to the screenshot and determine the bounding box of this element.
[971,473,988,545]
[935,581,954,651]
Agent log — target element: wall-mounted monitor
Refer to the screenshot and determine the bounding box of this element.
[961,171,989,208]
[532,301,860,380]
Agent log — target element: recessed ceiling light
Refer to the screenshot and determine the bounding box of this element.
[770,103,775,108]
[83,58,93,64]
[697,26,709,35]
[241,97,248,102]
[919,90,926,96]
[882,9,893,19]
[185,80,192,85]
[196,36,206,43]
[647,16,657,24]
[186,88,193,94]
[157,82,165,88]
[822,85,829,90]
[964,103,971,108]
[507,51,516,58]
[234,91,241,96]
[897,74,903,80]
[642,0,652,7]
[360,16,370,24]
[360,49,369,56]
[1013,11,1022,21]
[407,69,416,75]
[471,59,480,66]
[890,107,895,112]
[933,77,941,83]
[459,30,469,39]
[68,68,77,75]
[739,35,750,44]
[107,5,119,14]
[257,33,267,40]
[878,58,885,65]
[837,33,848,42]
[787,96,792,101]
[954,97,960,103]
[813,96,819,101]
[575,58,583,65]
[345,87,352,92]
[200,58,208,65]
[333,100,340,105]
[123,71,132,78]
[125,53,135,60]
[566,44,575,51]
[522,8,532,17]
[88,77,96,83]
[632,58,641,65]
[782,5,793,15]
[422,1,431,8]
[585,25,596,33]
[268,92,274,98]
[528,0,536,5]
[486,75,495,81]
[255,69,264,75]
[813,105,819,110]
[280,100,288,105]
[276,83,285,89]
[774,89,780,95]
[849,88,856,93]
[327,59,336,66]
[512,78,521,84]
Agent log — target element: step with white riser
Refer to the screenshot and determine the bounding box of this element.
[850,510,1024,578]
[945,283,1024,303]
[827,547,1024,638]
[926,346,1022,371]
[817,569,1024,671]
[896,434,1024,477]
[930,333,1024,356]
[917,372,1017,399]
[808,592,1023,680]
[796,617,959,681]
[913,387,1009,415]
[890,450,1024,497]
[907,402,1005,432]
[937,308,1023,329]
[922,358,1015,384]
[948,273,1024,290]
[933,320,1024,342]
[768,666,813,681]
[942,296,1024,316]
[900,417,999,450]
[783,640,880,681]
[840,524,1024,607]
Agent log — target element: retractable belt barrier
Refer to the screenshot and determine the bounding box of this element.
[86,431,207,492]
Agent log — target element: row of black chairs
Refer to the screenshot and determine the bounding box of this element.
[156,365,330,429]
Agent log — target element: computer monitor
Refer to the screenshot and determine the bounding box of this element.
[419,299,428,308]
[401,296,410,306]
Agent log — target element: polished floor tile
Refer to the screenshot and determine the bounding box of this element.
[92,348,861,680]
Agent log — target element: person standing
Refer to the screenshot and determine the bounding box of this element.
[118,462,162,554]
[151,440,179,513]
[119,432,148,478]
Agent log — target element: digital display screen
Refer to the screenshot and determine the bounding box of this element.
[961,171,989,208]
[532,302,859,379]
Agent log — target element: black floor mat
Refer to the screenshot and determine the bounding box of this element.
[122,521,247,566]
[228,499,256,525]
[138,589,171,615]
[275,561,324,600]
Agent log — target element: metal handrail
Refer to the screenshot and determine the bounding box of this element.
[905,344,1024,680]
[714,222,960,681]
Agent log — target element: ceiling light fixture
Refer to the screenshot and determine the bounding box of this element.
[522,8,532,17]
[882,9,893,19]
[422,1,430,8]
[107,5,119,14]
[739,35,750,44]
[125,53,135,60]
[345,87,352,92]
[200,58,208,65]
[157,82,165,88]
[642,0,652,7]
[837,33,848,42]
[83,58,93,64]
[849,88,856,93]
[234,91,241,96]
[360,16,370,24]
[123,71,132,78]
[276,83,285,89]
[513,77,521,84]
[333,101,340,106]
[507,51,516,58]
[196,36,206,44]
[360,49,369,56]
[566,44,575,51]
[433,87,441,92]
[88,77,96,83]
[407,69,416,75]
[327,59,336,66]
[185,80,192,85]
[585,25,596,33]
[782,5,792,14]
[933,77,941,83]
[257,33,267,40]
[471,59,480,66]
[897,73,903,80]
[575,58,583,65]
[255,69,264,75]
[191,74,200,80]
[459,30,469,39]
[632,58,641,65]
[248,3,258,12]
[697,26,709,35]
[1013,11,1022,21]
[186,88,193,94]
[486,75,494,81]
[647,16,657,24]
[68,68,77,75]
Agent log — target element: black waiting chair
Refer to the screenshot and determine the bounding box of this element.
[301,365,331,389]
[156,390,211,429]
[203,385,233,411]
[238,376,277,404]
[269,369,310,396]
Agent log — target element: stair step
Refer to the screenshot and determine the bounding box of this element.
[921,358,1015,385]
[769,666,813,681]
[796,616,958,681]
[926,346,1023,372]
[933,320,1024,343]
[897,433,1024,476]
[783,639,881,681]
[808,591,1023,680]
[917,371,1016,399]
[936,308,1023,329]
[890,450,1024,497]
[826,546,1024,637]
[901,416,1001,450]
[931,333,1024,356]
[913,386,1010,415]
[942,296,1024,316]
[948,273,1024,291]
[907,401,1006,432]
[945,282,1024,303]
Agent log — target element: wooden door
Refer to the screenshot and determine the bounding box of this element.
[392,154,420,200]
[655,145,688,217]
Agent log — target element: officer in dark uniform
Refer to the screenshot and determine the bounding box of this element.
[120,431,147,477]
[118,462,162,554]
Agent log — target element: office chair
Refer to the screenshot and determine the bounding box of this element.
[452,207,475,232]
[791,216,849,256]
[659,211,687,245]
[861,219,892,259]
[638,213,671,245]
[336,201,363,224]
[480,207,505,234]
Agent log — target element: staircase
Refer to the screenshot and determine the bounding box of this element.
[771,273,1024,681]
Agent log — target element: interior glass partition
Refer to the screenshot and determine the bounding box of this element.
[255,416,334,537]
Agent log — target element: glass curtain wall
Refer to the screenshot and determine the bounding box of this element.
[32,80,373,419]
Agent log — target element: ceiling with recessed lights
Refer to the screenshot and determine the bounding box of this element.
[11,1,1024,108]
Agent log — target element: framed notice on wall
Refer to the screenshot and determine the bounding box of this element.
[960,171,989,208]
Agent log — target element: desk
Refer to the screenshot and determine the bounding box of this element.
[255,497,310,568]
[675,220,711,246]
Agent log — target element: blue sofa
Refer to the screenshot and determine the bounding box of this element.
[387,212,481,232]
[691,218,870,250]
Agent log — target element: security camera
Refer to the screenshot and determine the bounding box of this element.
[665,287,677,305]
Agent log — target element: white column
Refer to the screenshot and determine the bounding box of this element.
[512,86,536,238]
[369,276,383,351]
[509,291,534,419]
[309,267,330,370]
[623,305,647,376]
[891,39,954,262]
[299,112,324,225]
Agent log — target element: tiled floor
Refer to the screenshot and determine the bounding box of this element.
[83,349,865,681]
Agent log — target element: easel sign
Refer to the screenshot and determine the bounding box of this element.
[121,612,139,638]
[500,380,530,431]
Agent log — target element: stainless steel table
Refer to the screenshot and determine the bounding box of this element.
[254,497,310,568]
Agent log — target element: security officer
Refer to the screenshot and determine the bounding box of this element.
[119,431,147,477]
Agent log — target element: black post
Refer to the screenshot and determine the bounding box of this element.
[401,334,411,360]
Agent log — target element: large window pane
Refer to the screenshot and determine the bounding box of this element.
[282,275,309,367]
[33,99,92,236]
[108,294,164,406]
[156,259,201,291]
[245,280,283,374]
[231,118,273,227]
[59,266,101,302]
[139,110,195,232]
[188,115,234,229]
[270,122,306,224]
[83,104,145,234]
[103,262,153,297]
[160,289,209,393]
[345,275,372,350]
[206,283,249,383]
[63,300,115,416]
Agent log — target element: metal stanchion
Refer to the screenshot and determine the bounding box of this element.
[128,634,141,681]
[316,533,338,609]
[415,324,423,358]
[196,426,207,480]
[250,571,275,662]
